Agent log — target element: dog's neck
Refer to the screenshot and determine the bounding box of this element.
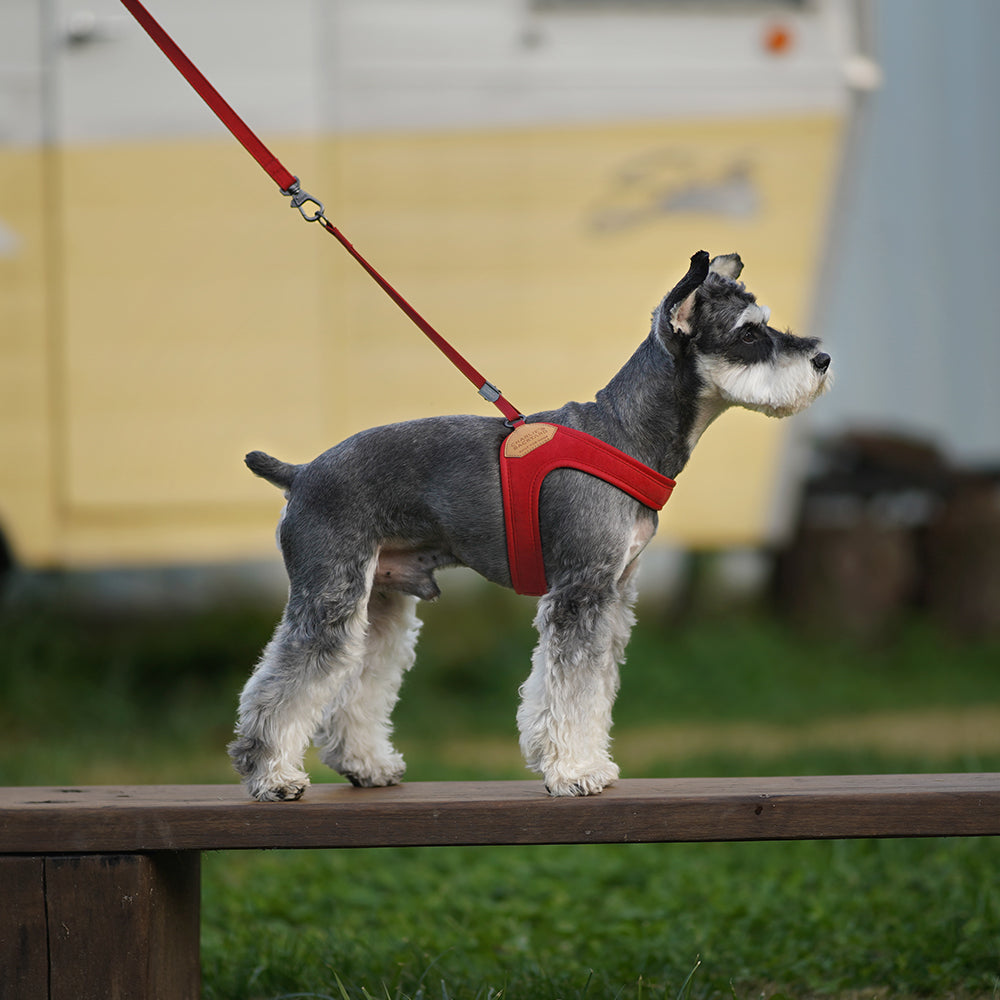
[593,334,730,479]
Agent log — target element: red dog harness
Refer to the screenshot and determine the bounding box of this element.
[500,423,675,596]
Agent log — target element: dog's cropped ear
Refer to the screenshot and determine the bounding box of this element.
[709,253,743,280]
[654,250,711,346]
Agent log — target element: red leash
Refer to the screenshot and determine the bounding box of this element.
[121,0,678,595]
[118,0,523,425]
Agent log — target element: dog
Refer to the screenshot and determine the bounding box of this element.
[229,250,831,801]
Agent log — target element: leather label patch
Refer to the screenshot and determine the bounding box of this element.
[503,423,558,458]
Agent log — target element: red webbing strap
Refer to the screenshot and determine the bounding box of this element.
[119,0,524,424]
[318,219,523,424]
[119,0,296,192]
[500,423,675,596]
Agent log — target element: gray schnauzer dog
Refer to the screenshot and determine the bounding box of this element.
[229,250,831,801]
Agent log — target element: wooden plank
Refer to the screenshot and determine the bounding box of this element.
[44,853,200,1000]
[0,856,48,999]
[1,775,999,852]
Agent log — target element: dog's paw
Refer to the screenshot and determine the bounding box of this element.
[544,760,619,797]
[250,775,310,802]
[228,735,311,802]
[336,750,407,788]
[239,766,310,802]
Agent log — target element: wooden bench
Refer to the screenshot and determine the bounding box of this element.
[4,774,1000,999]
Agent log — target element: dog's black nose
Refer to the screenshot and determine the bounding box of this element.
[812,352,831,373]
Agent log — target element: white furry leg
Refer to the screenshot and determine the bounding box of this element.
[228,561,376,801]
[517,580,637,796]
[315,589,421,788]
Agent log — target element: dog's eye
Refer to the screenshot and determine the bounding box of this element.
[740,329,759,345]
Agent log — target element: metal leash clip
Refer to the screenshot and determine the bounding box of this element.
[281,177,325,223]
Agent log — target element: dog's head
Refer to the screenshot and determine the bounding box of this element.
[654,251,832,418]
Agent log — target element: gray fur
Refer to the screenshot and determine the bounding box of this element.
[229,251,831,800]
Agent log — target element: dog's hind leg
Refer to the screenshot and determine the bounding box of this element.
[517,573,638,796]
[314,588,421,787]
[228,556,377,801]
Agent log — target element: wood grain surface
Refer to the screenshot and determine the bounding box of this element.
[3,774,999,853]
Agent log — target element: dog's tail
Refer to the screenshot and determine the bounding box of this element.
[245,450,299,491]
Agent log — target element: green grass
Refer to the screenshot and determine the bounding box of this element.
[3,580,1000,998]
[200,838,1000,1000]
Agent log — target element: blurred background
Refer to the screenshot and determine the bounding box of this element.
[1,0,999,788]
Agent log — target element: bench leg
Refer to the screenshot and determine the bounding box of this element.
[1,851,201,1000]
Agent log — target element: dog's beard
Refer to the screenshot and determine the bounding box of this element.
[698,354,831,418]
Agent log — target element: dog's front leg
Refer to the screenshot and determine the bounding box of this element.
[517,577,636,796]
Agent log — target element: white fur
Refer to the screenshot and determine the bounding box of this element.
[315,589,421,787]
[516,573,638,796]
[231,554,379,801]
[735,303,771,327]
[697,352,830,419]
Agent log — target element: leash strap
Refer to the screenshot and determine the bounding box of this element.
[316,220,523,423]
[119,0,296,192]
[119,0,524,425]
[500,423,675,596]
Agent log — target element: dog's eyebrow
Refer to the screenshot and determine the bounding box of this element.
[735,303,770,328]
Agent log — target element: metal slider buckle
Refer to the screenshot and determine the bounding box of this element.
[478,381,503,403]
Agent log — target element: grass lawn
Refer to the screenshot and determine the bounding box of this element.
[201,837,1000,1000]
[2,578,999,998]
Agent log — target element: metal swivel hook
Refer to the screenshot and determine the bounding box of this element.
[281,177,325,223]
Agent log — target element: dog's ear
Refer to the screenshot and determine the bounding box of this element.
[709,253,743,280]
[654,250,711,346]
